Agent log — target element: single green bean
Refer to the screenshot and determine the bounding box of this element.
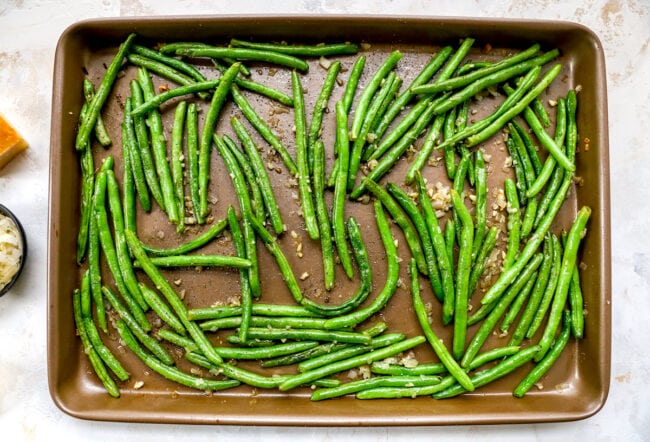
[130,80,220,117]
[466,345,522,371]
[356,376,456,399]
[176,46,309,72]
[471,150,487,264]
[410,258,474,391]
[230,38,359,56]
[76,107,94,264]
[341,56,366,115]
[140,218,227,256]
[139,283,185,335]
[134,254,251,269]
[124,230,224,366]
[188,303,320,321]
[506,136,528,206]
[76,33,135,150]
[225,206,252,343]
[292,70,320,239]
[87,204,106,332]
[128,53,196,87]
[230,84,298,176]
[245,327,371,345]
[531,95,551,128]
[230,117,285,235]
[120,122,137,235]
[504,178,521,270]
[213,135,260,298]
[370,362,447,376]
[311,375,442,401]
[170,101,187,231]
[312,140,335,290]
[404,114,445,185]
[457,61,492,75]
[332,101,354,278]
[198,63,240,220]
[307,61,341,162]
[445,218,456,280]
[200,315,329,332]
[212,59,294,106]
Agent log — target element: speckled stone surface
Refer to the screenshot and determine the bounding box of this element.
[0,1,648,440]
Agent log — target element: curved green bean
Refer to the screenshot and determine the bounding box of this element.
[230,39,359,56]
[176,46,309,72]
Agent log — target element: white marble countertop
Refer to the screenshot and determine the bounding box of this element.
[1,0,648,440]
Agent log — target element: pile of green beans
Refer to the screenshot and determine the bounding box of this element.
[72,33,591,402]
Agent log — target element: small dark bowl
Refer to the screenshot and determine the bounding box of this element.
[0,204,27,297]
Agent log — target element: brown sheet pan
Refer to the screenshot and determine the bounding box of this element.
[48,15,611,425]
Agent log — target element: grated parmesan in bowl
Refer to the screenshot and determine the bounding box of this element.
[0,205,26,296]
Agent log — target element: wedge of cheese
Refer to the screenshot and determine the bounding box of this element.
[0,114,28,170]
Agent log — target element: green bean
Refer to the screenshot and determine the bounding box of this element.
[526,234,563,339]
[521,198,539,239]
[311,375,442,401]
[464,64,564,150]
[76,33,135,150]
[307,61,341,166]
[181,103,201,222]
[76,107,94,264]
[434,66,541,153]
[387,182,443,300]
[332,101,354,278]
[514,312,571,397]
[350,51,404,141]
[434,345,541,399]
[124,230,224,366]
[80,271,130,381]
[569,252,584,339]
[368,96,432,162]
[299,333,405,372]
[367,75,403,141]
[292,70,320,239]
[212,59,294,106]
[158,41,212,54]
[170,101,187,231]
[509,234,553,346]
[93,171,150,331]
[83,79,111,147]
[566,90,578,163]
[188,303,321,321]
[229,39,359,56]
[230,84,298,176]
[411,258,474,390]
[479,176,571,306]
[213,135,260,298]
[445,218,456,280]
[512,120,543,175]
[72,289,120,398]
[471,150,487,262]
[451,190,474,359]
[461,253,543,368]
[138,283,184,336]
[128,53,197,87]
[278,336,426,391]
[442,105,458,180]
[123,98,151,214]
[245,327,371,345]
[506,137,528,206]
[326,156,340,189]
[535,206,590,361]
[468,226,499,295]
[414,44,541,95]
[533,97,567,229]
[87,203,106,332]
[300,218,372,316]
[101,285,173,365]
[221,136,264,224]
[370,362,447,376]
[312,140,335,290]
[323,202,399,330]
[451,151,470,244]
[404,114,445,185]
[466,345,522,371]
[105,169,148,311]
[364,179,427,275]
[184,352,282,388]
[138,67,179,224]
[115,320,240,391]
[230,117,285,235]
[356,376,456,399]
[428,50,560,115]
[504,178,521,270]
[457,61,492,75]
[141,218,227,257]
[351,100,437,199]
[500,270,537,333]
[120,122,137,236]
[247,214,303,304]
[130,80,220,117]
[198,63,240,220]
[531,95,551,128]
[176,46,309,72]
[130,80,166,211]
[348,71,398,189]
[372,46,453,143]
[134,254,251,269]
[508,122,537,190]
[200,315,330,331]
[263,342,349,368]
[131,44,206,82]
[415,172,455,309]
[340,56,366,115]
